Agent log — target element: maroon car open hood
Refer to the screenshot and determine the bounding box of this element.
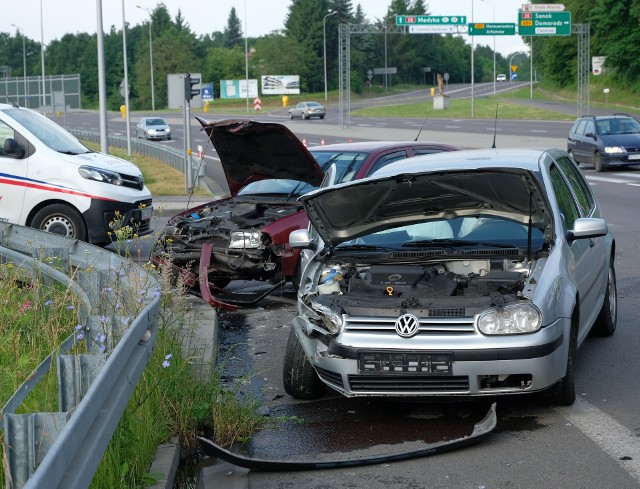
[196,117,324,196]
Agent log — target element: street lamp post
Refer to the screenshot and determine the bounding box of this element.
[480,0,496,95]
[40,0,46,108]
[136,6,155,111]
[323,11,337,102]
[122,0,131,155]
[10,24,28,106]
[244,0,249,112]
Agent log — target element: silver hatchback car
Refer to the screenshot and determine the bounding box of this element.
[136,117,171,141]
[285,148,616,406]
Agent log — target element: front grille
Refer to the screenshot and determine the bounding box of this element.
[343,315,475,334]
[119,172,145,190]
[348,374,469,393]
[316,367,344,389]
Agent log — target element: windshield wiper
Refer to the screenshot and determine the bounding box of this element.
[403,239,517,249]
[336,243,391,251]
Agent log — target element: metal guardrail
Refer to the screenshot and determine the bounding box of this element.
[0,222,161,489]
[70,129,187,174]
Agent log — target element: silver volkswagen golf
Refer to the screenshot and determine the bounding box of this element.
[284,148,617,406]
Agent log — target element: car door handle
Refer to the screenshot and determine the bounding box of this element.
[589,239,595,248]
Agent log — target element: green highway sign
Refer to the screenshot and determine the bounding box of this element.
[469,23,516,36]
[518,11,571,36]
[396,15,467,26]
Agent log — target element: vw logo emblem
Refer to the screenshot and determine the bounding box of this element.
[388,273,402,281]
[395,313,420,338]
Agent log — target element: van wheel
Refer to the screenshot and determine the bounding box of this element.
[31,204,87,242]
[283,327,326,400]
[594,153,604,172]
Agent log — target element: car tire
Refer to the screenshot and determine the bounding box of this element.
[320,115,325,120]
[591,258,617,337]
[282,327,326,400]
[31,203,88,242]
[594,152,604,172]
[289,112,294,119]
[301,112,307,120]
[544,313,577,406]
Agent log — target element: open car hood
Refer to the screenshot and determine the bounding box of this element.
[196,117,324,196]
[299,168,550,248]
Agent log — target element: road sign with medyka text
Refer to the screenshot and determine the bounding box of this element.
[469,23,516,36]
[518,11,571,36]
[396,15,467,26]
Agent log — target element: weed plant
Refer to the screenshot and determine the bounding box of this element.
[1,216,265,488]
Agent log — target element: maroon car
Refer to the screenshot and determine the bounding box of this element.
[151,118,459,309]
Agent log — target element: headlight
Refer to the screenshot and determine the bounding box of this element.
[148,129,157,135]
[165,127,171,133]
[310,301,343,334]
[604,146,626,154]
[477,303,542,335]
[78,166,123,186]
[228,231,261,249]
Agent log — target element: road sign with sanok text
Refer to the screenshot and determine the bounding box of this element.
[469,23,516,35]
[518,11,571,36]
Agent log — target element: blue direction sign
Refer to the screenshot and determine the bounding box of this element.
[396,15,467,26]
[469,23,516,35]
[518,11,571,36]
[201,83,214,100]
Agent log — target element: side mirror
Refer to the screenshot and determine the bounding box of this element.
[4,138,25,158]
[566,217,608,243]
[289,229,313,249]
[584,132,596,139]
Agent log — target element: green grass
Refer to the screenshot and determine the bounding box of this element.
[351,96,576,120]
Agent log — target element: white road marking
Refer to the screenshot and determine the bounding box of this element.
[531,129,548,133]
[556,397,640,483]
[445,125,461,129]
[613,173,640,179]
[586,175,630,184]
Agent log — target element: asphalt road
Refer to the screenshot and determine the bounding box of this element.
[59,97,640,488]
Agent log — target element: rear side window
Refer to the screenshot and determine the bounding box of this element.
[369,150,408,174]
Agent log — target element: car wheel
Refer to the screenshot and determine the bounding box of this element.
[31,204,87,242]
[544,313,577,406]
[301,112,307,120]
[594,152,604,172]
[591,258,617,337]
[282,327,326,400]
[289,112,294,119]
[320,115,325,119]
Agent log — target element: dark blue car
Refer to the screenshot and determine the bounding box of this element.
[567,114,640,171]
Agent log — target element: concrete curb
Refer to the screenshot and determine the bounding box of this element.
[147,296,219,488]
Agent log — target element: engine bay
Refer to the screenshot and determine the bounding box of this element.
[167,200,303,244]
[308,258,535,314]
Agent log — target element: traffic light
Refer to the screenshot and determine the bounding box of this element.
[184,74,200,100]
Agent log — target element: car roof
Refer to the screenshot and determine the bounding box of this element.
[372,148,548,178]
[576,113,636,121]
[308,140,460,153]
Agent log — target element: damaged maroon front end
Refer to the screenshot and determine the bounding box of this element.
[151,118,324,310]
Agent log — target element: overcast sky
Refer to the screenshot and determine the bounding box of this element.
[3,0,528,56]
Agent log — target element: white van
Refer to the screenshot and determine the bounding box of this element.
[0,104,152,245]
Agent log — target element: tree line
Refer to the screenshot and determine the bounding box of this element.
[0,0,636,111]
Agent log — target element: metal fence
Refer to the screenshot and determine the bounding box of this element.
[0,223,161,489]
[70,129,188,174]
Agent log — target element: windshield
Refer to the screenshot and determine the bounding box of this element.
[2,108,91,154]
[596,117,640,135]
[310,150,369,184]
[146,118,167,126]
[238,179,318,197]
[335,216,545,251]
